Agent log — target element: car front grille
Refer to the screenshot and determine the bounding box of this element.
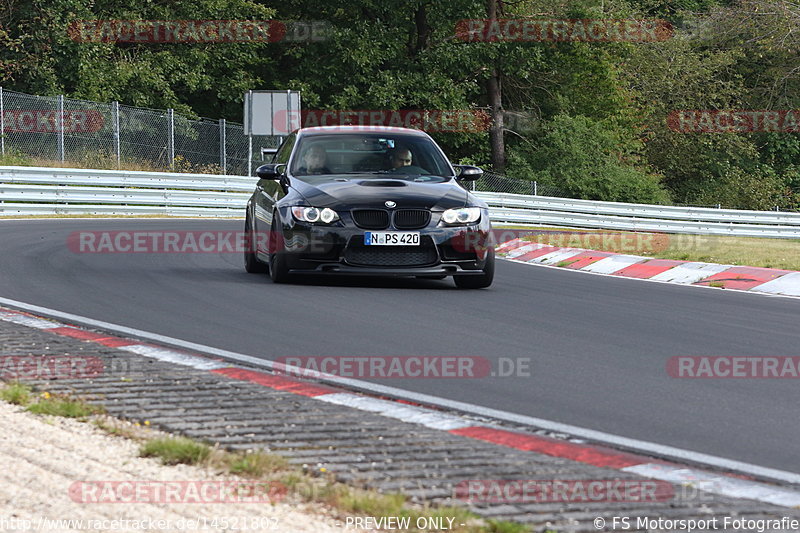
[344,236,438,267]
[393,209,431,229]
[352,209,390,229]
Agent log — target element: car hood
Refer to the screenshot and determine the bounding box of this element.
[289,175,470,210]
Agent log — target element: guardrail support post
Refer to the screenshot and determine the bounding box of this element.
[219,119,227,175]
[167,108,175,171]
[112,101,120,169]
[58,95,65,163]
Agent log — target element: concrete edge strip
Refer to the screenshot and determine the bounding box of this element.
[497,240,800,297]
[0,299,799,508]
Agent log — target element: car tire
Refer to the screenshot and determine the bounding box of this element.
[244,211,268,274]
[454,248,494,289]
[268,213,292,284]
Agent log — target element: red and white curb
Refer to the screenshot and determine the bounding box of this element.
[497,239,800,296]
[1,303,799,508]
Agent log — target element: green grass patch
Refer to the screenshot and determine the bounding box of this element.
[555,259,579,268]
[26,395,104,418]
[1,383,102,418]
[0,382,32,405]
[226,450,288,478]
[140,436,212,465]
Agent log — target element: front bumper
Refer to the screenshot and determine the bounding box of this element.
[273,209,492,277]
[289,264,486,277]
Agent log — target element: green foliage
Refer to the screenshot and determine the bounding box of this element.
[689,164,799,210]
[526,114,670,203]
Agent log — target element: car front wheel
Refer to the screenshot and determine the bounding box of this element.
[244,211,268,274]
[268,213,292,283]
[454,248,494,289]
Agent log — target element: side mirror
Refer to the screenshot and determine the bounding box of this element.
[256,163,285,180]
[454,165,483,181]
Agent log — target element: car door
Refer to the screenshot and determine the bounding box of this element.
[254,133,295,253]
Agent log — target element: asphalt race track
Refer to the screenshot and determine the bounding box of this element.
[2,219,799,474]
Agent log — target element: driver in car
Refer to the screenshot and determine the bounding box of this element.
[389,147,413,169]
[296,145,331,174]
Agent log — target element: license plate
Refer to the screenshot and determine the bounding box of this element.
[364,232,420,246]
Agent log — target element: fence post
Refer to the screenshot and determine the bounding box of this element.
[532,180,538,196]
[167,108,175,171]
[58,95,65,163]
[219,119,227,175]
[248,134,253,177]
[0,87,4,156]
[247,89,253,177]
[112,101,120,169]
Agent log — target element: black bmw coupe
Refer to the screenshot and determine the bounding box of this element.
[243,126,494,288]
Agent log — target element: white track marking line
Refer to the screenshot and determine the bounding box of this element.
[624,463,800,507]
[317,393,474,431]
[530,249,586,265]
[649,262,732,284]
[580,254,647,274]
[118,344,229,370]
[752,272,800,297]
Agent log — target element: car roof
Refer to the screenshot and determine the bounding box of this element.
[296,126,431,137]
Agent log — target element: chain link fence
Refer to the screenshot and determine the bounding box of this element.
[0,88,280,176]
[465,170,569,197]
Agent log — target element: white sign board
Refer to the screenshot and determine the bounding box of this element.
[243,90,301,136]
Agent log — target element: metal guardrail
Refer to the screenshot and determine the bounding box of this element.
[476,192,800,225]
[0,166,251,217]
[2,166,800,237]
[478,192,800,238]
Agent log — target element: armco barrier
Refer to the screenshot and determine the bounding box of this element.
[476,192,800,238]
[2,166,800,237]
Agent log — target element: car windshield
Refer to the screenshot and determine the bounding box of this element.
[289,133,453,181]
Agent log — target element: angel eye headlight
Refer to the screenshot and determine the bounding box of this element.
[441,207,481,225]
[291,206,339,224]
